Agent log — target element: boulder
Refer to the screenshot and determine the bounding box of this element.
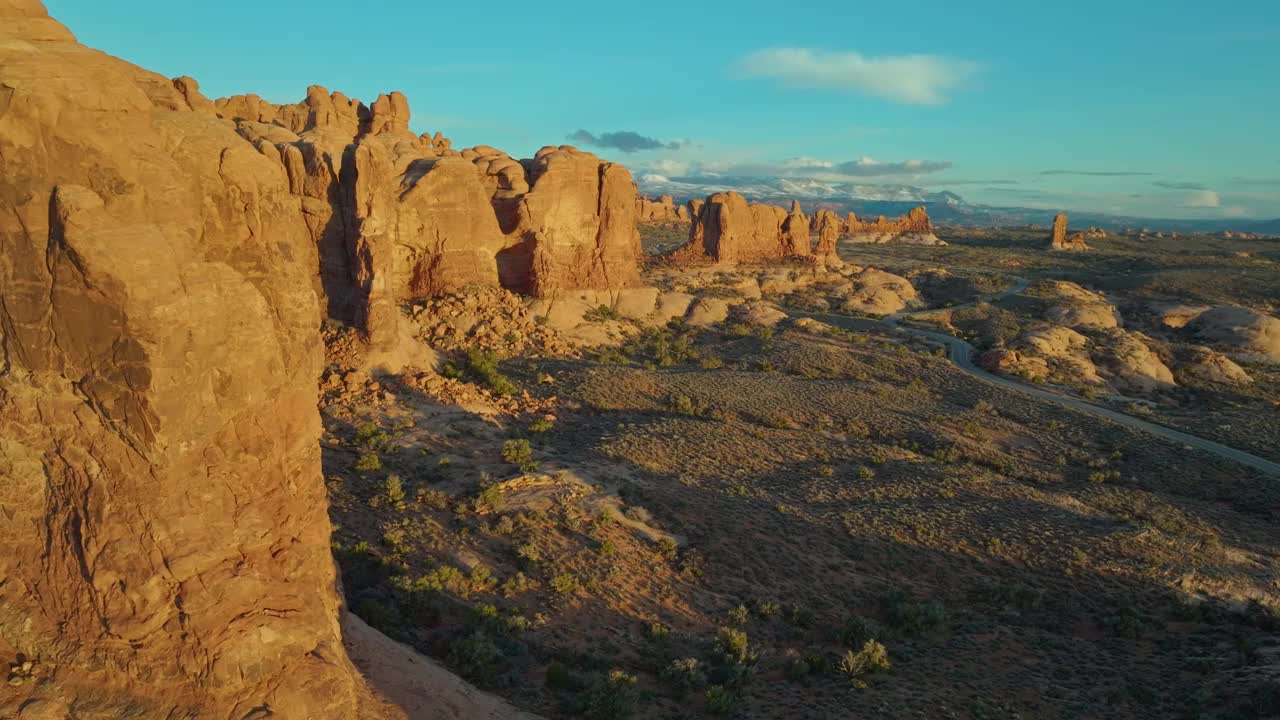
[686,297,732,326]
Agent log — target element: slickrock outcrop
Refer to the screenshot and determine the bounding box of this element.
[637,194,683,223]
[0,2,384,716]
[1189,306,1280,363]
[844,206,945,245]
[1048,213,1090,251]
[1036,281,1122,329]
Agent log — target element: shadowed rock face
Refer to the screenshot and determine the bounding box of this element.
[0,1,380,716]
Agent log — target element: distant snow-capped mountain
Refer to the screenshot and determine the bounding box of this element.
[635,172,1277,233]
[636,174,966,206]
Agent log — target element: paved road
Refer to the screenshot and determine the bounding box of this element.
[800,279,1280,478]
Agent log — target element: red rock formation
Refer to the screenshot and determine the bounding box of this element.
[1048,213,1090,251]
[674,192,799,264]
[811,208,844,257]
[782,200,812,257]
[0,1,382,715]
[637,194,683,222]
[516,145,643,294]
[845,206,933,235]
[220,94,645,350]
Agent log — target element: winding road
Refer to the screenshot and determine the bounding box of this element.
[800,278,1280,478]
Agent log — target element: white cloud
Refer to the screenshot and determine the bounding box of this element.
[781,156,833,169]
[738,48,980,105]
[647,158,690,177]
[1184,190,1222,208]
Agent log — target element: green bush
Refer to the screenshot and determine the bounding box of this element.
[463,349,518,397]
[661,657,706,693]
[501,439,537,472]
[840,640,891,685]
[840,616,886,647]
[585,670,638,720]
[716,627,754,666]
[353,452,382,473]
[447,630,503,682]
[704,685,739,715]
[884,591,945,637]
[585,305,623,323]
[550,573,579,596]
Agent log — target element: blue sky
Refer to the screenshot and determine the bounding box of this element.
[47,0,1280,219]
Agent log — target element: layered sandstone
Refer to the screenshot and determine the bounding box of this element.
[0,1,382,716]
[844,206,944,245]
[673,191,792,264]
[637,194,685,223]
[811,209,843,258]
[216,89,644,351]
[1048,213,1090,251]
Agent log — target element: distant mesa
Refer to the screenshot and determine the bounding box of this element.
[1048,213,1091,251]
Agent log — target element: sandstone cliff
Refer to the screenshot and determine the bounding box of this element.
[213,94,642,351]
[0,1,380,716]
[672,195,942,264]
[844,206,944,245]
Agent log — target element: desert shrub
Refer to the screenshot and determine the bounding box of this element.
[528,417,555,433]
[585,304,623,323]
[353,452,382,473]
[840,616,886,647]
[1102,604,1145,639]
[585,670,638,720]
[470,484,504,514]
[352,597,400,633]
[840,640,891,685]
[414,488,450,510]
[515,542,541,565]
[716,627,754,666]
[669,394,712,417]
[375,474,406,508]
[661,657,706,693]
[704,685,739,716]
[447,630,503,682]
[502,572,538,597]
[646,622,670,641]
[501,439,537,472]
[752,599,780,619]
[883,591,945,637]
[353,421,391,450]
[727,605,750,626]
[463,349,518,397]
[550,573,579,596]
[700,356,723,369]
[545,661,577,690]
